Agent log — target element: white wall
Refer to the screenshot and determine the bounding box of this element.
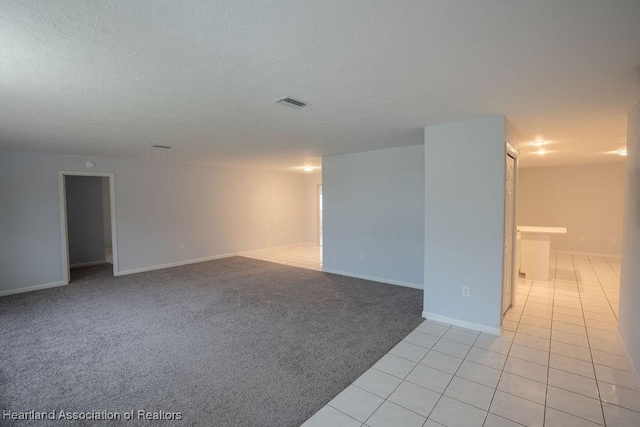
[619,100,640,380]
[518,163,625,255]
[0,150,307,295]
[322,145,425,288]
[302,172,322,244]
[66,175,106,265]
[424,116,510,333]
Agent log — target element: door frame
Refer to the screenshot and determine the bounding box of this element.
[317,184,323,246]
[59,171,119,283]
[503,143,519,317]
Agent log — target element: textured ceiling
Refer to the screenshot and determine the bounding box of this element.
[1,0,639,171]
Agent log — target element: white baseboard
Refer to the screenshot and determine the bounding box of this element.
[117,242,322,276]
[0,281,68,298]
[422,312,501,336]
[70,260,107,268]
[617,328,640,391]
[117,252,240,276]
[551,250,621,258]
[322,268,423,290]
[240,242,313,254]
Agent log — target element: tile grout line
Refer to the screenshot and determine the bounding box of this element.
[586,256,618,321]
[542,251,558,427]
[603,256,620,280]
[418,327,481,425]
[309,253,638,426]
[545,255,615,425]
[351,366,520,423]
[387,345,611,404]
[324,402,369,425]
[360,323,456,426]
[574,254,608,426]
[410,260,634,421]
[502,260,635,421]
[481,278,533,427]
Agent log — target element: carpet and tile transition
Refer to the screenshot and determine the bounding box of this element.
[0,257,423,426]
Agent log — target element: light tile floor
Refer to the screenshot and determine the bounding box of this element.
[241,243,322,271]
[303,253,640,426]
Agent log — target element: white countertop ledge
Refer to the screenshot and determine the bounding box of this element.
[517,226,567,234]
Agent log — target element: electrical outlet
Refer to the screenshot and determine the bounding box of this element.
[462,286,470,297]
[179,243,184,250]
[580,236,585,242]
[360,252,365,260]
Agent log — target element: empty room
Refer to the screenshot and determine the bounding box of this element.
[1,1,640,426]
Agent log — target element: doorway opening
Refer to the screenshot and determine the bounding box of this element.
[59,172,119,283]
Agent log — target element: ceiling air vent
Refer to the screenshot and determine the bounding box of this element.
[274,97,309,109]
[151,145,171,149]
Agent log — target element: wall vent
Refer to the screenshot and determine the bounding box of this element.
[151,145,171,149]
[274,97,309,109]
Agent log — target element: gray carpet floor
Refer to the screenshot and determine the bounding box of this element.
[0,257,423,426]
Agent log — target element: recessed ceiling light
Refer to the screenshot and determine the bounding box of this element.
[533,139,545,146]
[617,148,627,156]
[536,149,547,155]
[302,166,314,172]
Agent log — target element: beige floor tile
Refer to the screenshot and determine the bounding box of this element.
[444,376,495,410]
[441,328,478,345]
[591,349,630,371]
[465,347,507,370]
[517,323,551,339]
[387,381,441,418]
[509,343,549,366]
[429,396,487,427]
[497,371,546,404]
[366,401,426,427]
[550,340,592,362]
[512,333,550,351]
[456,360,502,388]
[305,253,638,427]
[389,341,429,363]
[602,402,640,426]
[302,405,362,427]
[598,381,640,412]
[405,364,453,393]
[431,338,471,359]
[372,354,417,379]
[403,331,439,349]
[504,356,548,383]
[551,329,589,348]
[328,385,384,422]
[483,413,526,426]
[548,368,599,399]
[552,321,587,336]
[489,390,544,427]
[353,368,403,399]
[594,364,638,390]
[419,350,464,374]
[414,321,449,338]
[546,386,604,425]
[544,407,601,427]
